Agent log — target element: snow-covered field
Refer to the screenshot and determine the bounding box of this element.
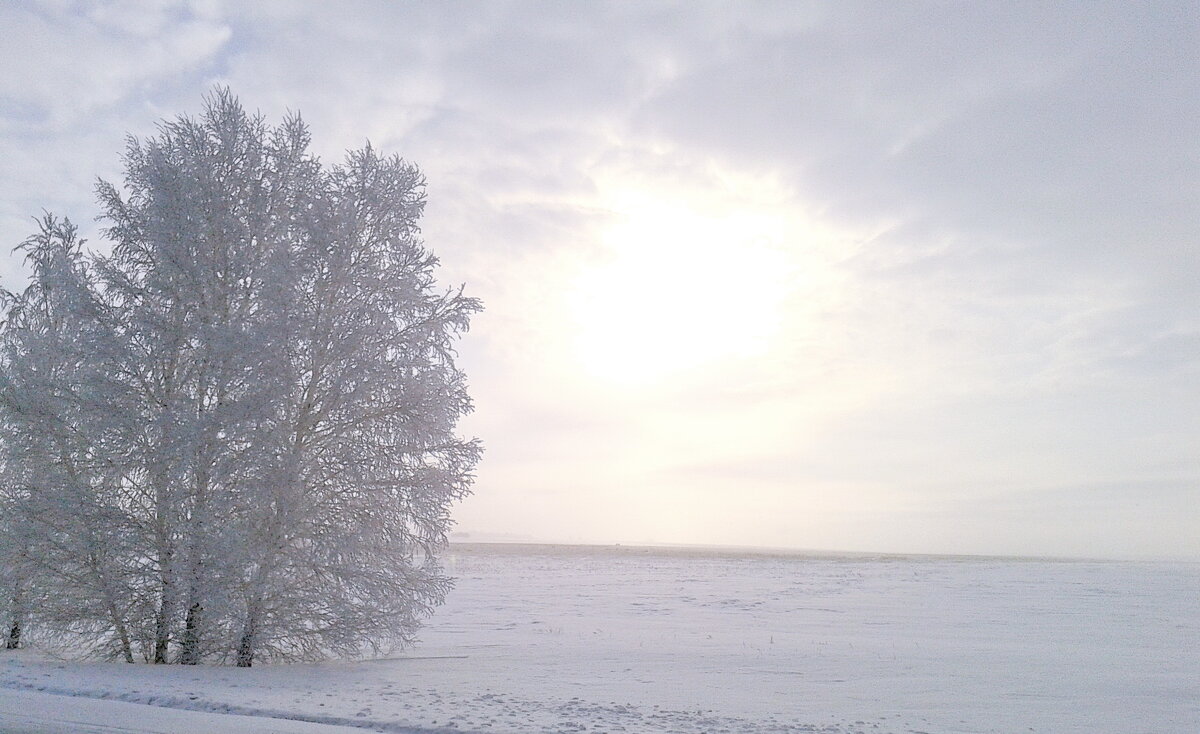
[1,543,1197,733]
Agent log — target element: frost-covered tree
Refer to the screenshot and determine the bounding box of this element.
[0,216,141,662]
[0,90,479,665]
[226,143,481,666]
[92,94,305,664]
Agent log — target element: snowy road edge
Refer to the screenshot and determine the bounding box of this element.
[0,681,482,734]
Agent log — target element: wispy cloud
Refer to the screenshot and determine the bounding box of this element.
[1,0,1195,558]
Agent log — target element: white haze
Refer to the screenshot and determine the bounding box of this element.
[1,2,1198,560]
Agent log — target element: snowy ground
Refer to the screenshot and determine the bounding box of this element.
[0,689,373,733]
[1,543,1197,733]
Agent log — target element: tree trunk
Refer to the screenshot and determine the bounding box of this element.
[110,607,135,664]
[106,596,135,663]
[153,608,170,663]
[5,588,22,649]
[152,475,176,664]
[118,629,134,663]
[235,611,257,667]
[89,554,134,663]
[180,430,213,667]
[179,602,202,665]
[152,573,173,664]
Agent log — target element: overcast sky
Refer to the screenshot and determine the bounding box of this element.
[2,1,1197,559]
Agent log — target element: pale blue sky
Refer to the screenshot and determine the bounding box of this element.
[2,1,1197,559]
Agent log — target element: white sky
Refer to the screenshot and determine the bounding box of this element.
[1,1,1197,559]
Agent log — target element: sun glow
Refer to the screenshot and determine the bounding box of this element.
[569,186,811,384]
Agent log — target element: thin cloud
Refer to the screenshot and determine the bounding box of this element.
[0,1,1195,559]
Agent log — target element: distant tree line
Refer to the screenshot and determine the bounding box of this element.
[0,90,480,666]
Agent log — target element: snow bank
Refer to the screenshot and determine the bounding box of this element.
[0,688,375,733]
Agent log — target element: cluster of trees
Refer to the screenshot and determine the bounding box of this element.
[0,90,480,666]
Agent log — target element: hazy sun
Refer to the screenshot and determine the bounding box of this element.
[569,187,802,384]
